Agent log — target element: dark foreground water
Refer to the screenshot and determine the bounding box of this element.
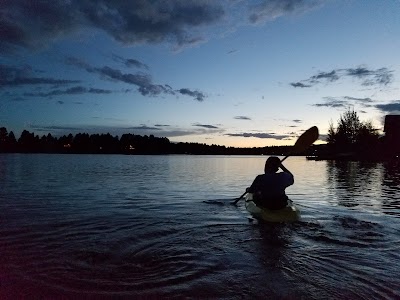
[0,154,399,299]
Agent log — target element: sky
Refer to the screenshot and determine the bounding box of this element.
[1,0,400,148]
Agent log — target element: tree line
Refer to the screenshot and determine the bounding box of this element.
[0,127,300,155]
[314,108,399,161]
[2,109,398,160]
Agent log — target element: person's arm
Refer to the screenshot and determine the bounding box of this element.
[279,162,294,186]
[279,162,292,176]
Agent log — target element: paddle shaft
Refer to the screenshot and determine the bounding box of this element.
[232,191,247,205]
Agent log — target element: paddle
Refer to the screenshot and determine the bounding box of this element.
[232,126,319,205]
[281,126,319,162]
[232,191,247,205]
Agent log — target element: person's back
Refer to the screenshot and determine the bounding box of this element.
[247,156,294,210]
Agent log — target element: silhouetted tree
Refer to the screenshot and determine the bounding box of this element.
[73,133,91,153]
[327,108,380,158]
[0,128,18,152]
[18,130,40,152]
[8,131,16,143]
[0,127,7,142]
[356,121,379,147]
[0,127,9,152]
[7,131,17,151]
[329,109,361,149]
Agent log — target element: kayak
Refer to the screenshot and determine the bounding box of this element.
[244,193,300,223]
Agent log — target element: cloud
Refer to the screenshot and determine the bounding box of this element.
[0,1,329,54]
[0,1,226,53]
[234,116,251,120]
[345,67,393,85]
[160,130,201,138]
[309,70,340,84]
[248,0,323,24]
[129,125,162,130]
[375,102,400,113]
[65,59,153,96]
[128,124,224,138]
[225,132,289,140]
[290,82,312,88]
[112,54,149,70]
[193,123,219,129]
[92,66,168,96]
[312,99,347,108]
[24,86,112,98]
[291,66,394,88]
[0,1,77,53]
[343,96,374,103]
[29,125,88,132]
[312,96,376,109]
[178,88,206,102]
[67,57,206,101]
[0,64,79,87]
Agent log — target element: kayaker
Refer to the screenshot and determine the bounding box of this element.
[246,156,294,210]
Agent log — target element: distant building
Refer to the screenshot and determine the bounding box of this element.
[384,115,400,157]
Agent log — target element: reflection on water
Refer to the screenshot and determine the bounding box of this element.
[326,160,400,216]
[0,154,400,299]
[382,162,400,215]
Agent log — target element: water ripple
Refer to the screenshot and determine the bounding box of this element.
[1,154,400,298]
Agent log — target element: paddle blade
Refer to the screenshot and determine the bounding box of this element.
[293,126,319,152]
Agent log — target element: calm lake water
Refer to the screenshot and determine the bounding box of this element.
[1,154,400,299]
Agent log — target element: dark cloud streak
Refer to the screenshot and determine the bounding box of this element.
[128,125,162,131]
[66,57,206,101]
[178,88,205,102]
[291,66,394,88]
[312,100,347,108]
[343,96,373,103]
[375,102,400,113]
[0,64,79,87]
[290,82,311,88]
[24,86,112,98]
[346,67,393,86]
[225,132,289,140]
[234,116,251,120]
[193,123,219,129]
[248,0,323,24]
[112,54,149,70]
[313,96,377,109]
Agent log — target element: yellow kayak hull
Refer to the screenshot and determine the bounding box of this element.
[244,193,300,223]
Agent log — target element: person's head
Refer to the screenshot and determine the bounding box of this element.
[264,156,280,173]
